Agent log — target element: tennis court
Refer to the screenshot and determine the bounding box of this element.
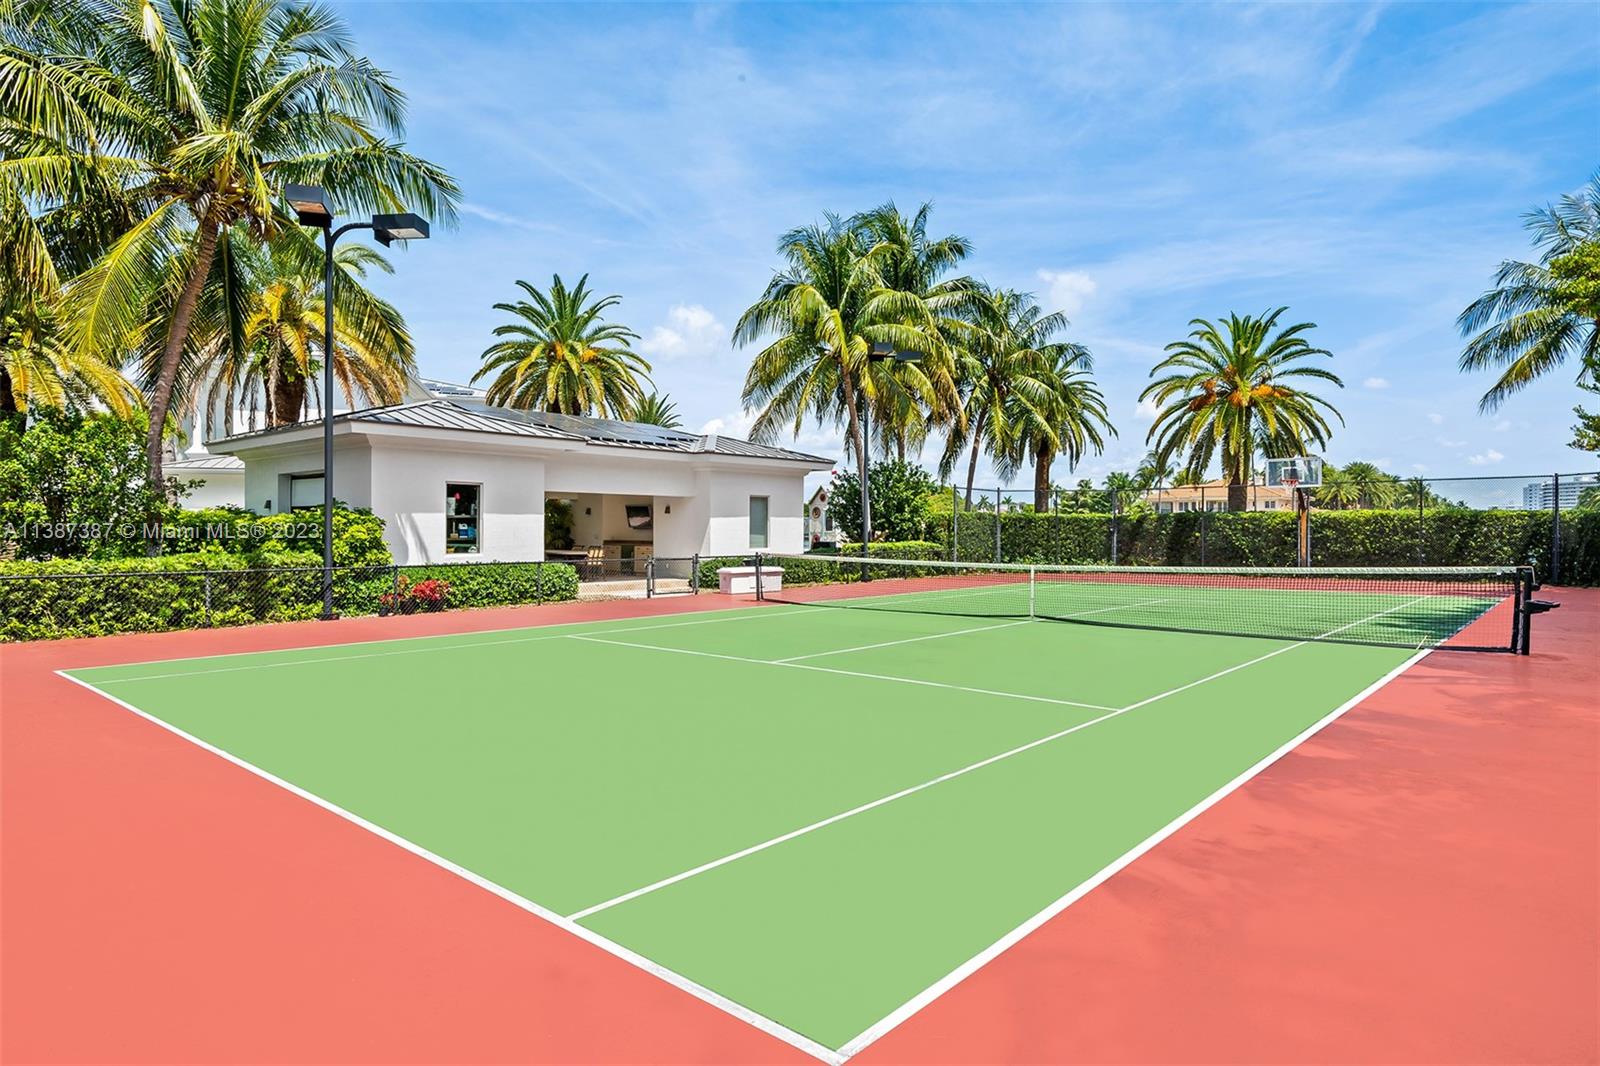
[59,559,1530,1062]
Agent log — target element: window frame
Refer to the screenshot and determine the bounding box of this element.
[749,495,770,549]
[445,482,483,555]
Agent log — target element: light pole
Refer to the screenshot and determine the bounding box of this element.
[286,185,430,620]
[859,342,923,579]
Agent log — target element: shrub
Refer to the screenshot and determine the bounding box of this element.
[0,557,580,641]
[826,462,939,542]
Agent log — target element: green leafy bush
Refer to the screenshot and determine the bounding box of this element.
[826,462,939,542]
[160,505,391,565]
[0,556,580,641]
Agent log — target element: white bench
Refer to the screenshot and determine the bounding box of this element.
[718,565,782,595]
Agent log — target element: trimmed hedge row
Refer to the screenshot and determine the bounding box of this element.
[936,508,1598,584]
[0,555,580,642]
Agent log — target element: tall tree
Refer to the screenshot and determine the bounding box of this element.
[940,288,1067,506]
[632,391,681,428]
[203,231,413,429]
[852,201,975,459]
[1134,450,1175,490]
[1142,309,1344,511]
[998,341,1113,510]
[17,0,457,489]
[735,215,942,510]
[473,274,649,417]
[1458,173,1600,411]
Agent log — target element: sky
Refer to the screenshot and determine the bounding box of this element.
[334,0,1599,493]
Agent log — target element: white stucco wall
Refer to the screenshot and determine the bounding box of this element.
[178,471,246,509]
[224,426,824,565]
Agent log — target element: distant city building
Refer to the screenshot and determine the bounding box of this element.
[1522,475,1598,510]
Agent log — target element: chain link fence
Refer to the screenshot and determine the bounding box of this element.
[0,560,581,642]
[941,472,1599,582]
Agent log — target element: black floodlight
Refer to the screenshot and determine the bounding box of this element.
[372,213,430,246]
[286,184,333,227]
[868,342,923,363]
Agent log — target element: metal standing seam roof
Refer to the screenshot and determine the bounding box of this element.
[213,399,834,464]
[167,454,245,471]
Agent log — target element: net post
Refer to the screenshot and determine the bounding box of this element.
[754,552,764,601]
[1511,567,1526,654]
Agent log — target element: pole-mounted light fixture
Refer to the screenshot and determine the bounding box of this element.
[857,343,924,579]
[285,184,430,620]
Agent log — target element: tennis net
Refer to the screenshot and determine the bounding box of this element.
[753,554,1533,652]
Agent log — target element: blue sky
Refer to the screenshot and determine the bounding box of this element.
[336,1,1598,491]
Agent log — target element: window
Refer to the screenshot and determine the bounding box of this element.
[749,496,769,548]
[446,483,481,554]
[288,474,324,509]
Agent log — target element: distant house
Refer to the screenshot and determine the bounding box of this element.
[1140,479,1294,513]
[805,485,840,547]
[208,387,833,565]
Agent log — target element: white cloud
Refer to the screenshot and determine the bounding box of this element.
[458,202,553,231]
[644,304,728,362]
[1467,448,1505,466]
[1427,413,1444,425]
[1437,436,1466,448]
[1037,270,1098,316]
[1363,376,1389,389]
[698,409,757,437]
[1492,418,1511,432]
[1134,396,1160,420]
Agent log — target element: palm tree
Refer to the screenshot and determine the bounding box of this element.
[1142,309,1344,511]
[853,201,976,459]
[473,275,650,417]
[941,288,1067,507]
[999,341,1114,510]
[632,391,681,428]
[1459,173,1600,410]
[1339,460,1402,508]
[1134,450,1175,490]
[203,232,413,429]
[736,215,943,507]
[22,0,457,490]
[0,298,138,416]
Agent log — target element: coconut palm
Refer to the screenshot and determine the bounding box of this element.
[1340,460,1403,508]
[853,201,976,459]
[632,391,681,428]
[19,0,457,489]
[941,288,1070,506]
[1458,172,1600,411]
[736,215,943,507]
[201,231,412,429]
[998,342,1114,510]
[474,274,650,417]
[1142,309,1344,511]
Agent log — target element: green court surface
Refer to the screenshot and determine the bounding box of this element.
[67,598,1442,1057]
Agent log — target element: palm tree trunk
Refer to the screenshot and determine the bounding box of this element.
[1033,441,1054,511]
[840,369,868,540]
[0,368,16,418]
[270,367,307,427]
[145,214,224,504]
[963,410,986,507]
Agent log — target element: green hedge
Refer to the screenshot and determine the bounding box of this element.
[158,506,392,566]
[931,507,1596,584]
[0,556,580,642]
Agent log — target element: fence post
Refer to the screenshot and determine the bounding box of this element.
[994,486,1002,563]
[940,483,953,563]
[1110,489,1119,565]
[692,553,700,595]
[1551,472,1561,584]
[203,573,212,628]
[1200,485,1208,566]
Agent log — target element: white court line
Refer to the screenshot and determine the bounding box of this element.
[54,670,847,1066]
[566,595,1432,925]
[567,635,1116,713]
[60,592,1440,1064]
[834,644,1435,1061]
[773,619,1031,663]
[83,605,825,684]
[772,598,1171,664]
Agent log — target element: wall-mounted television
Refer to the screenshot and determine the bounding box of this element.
[625,504,653,531]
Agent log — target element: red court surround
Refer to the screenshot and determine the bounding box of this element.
[3,590,1595,1064]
